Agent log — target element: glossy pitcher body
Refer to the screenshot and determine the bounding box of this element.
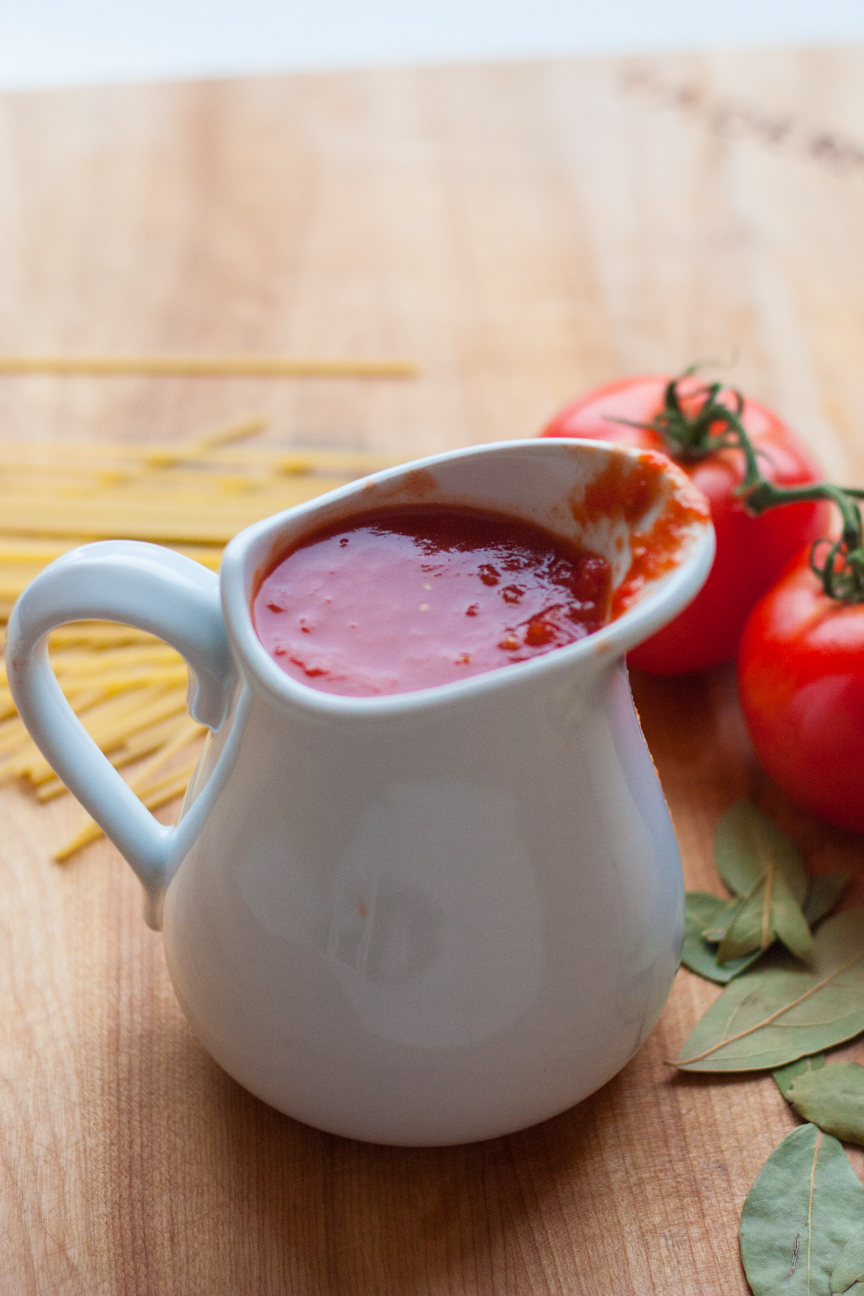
[164,652,681,1144]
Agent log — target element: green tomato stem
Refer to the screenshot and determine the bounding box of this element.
[631,371,864,603]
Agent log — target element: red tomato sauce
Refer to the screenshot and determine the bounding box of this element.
[253,505,611,696]
[611,488,711,618]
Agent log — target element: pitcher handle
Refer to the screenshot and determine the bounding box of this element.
[5,540,235,913]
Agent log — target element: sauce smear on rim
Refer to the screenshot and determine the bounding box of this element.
[253,504,611,697]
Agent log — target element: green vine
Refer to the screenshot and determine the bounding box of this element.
[620,371,864,603]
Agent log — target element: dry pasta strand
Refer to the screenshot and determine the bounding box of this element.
[143,415,270,467]
[38,713,204,802]
[126,717,205,794]
[0,354,417,379]
[55,757,201,862]
[0,425,403,860]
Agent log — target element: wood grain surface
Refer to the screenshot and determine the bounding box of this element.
[3,45,864,1296]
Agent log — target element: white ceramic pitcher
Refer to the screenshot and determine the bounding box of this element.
[6,438,713,1146]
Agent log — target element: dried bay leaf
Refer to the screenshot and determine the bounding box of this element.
[703,869,844,964]
[682,892,764,983]
[784,1063,864,1148]
[740,1124,864,1296]
[716,799,808,904]
[709,801,813,965]
[773,1054,864,1148]
[832,1225,864,1294]
[675,909,864,1072]
[774,1054,827,1100]
[715,877,769,961]
[774,875,816,964]
[716,873,813,966]
[704,912,735,943]
[806,874,852,928]
[702,902,740,943]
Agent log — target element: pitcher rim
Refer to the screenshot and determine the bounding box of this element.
[219,438,714,717]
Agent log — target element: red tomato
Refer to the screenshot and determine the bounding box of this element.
[738,559,864,832]
[541,374,826,674]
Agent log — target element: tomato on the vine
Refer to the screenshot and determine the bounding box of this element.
[738,558,864,833]
[540,374,826,674]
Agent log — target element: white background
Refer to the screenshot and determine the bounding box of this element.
[1,0,864,92]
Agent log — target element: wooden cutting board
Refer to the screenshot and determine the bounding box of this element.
[3,44,864,1296]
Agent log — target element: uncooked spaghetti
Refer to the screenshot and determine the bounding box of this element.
[0,418,400,859]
